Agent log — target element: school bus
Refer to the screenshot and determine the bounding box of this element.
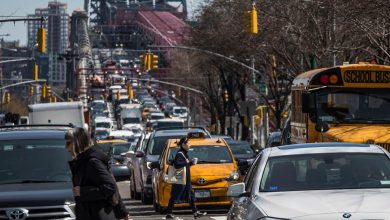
[290,63,390,151]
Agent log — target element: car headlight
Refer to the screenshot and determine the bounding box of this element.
[227,170,240,181]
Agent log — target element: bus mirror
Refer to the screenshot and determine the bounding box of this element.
[315,121,330,133]
[302,92,313,113]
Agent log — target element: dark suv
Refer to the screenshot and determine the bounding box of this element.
[0,125,75,219]
[132,127,210,204]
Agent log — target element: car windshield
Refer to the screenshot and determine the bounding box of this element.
[151,115,165,120]
[96,122,110,128]
[316,89,390,123]
[95,143,112,153]
[123,118,141,124]
[112,144,130,155]
[260,153,390,192]
[228,142,255,155]
[147,135,184,155]
[168,146,233,164]
[153,121,184,129]
[0,140,72,184]
[174,109,186,114]
[96,130,109,136]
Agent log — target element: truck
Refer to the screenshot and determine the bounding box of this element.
[119,104,143,138]
[28,102,87,129]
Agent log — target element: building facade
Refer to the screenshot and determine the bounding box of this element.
[27,1,69,84]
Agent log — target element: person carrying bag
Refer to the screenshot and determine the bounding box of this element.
[165,137,207,220]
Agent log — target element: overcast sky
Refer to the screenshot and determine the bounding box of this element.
[0,0,204,47]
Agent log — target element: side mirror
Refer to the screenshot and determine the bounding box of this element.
[150,161,160,170]
[227,183,247,197]
[315,121,330,133]
[135,151,145,158]
[237,159,248,167]
[302,92,315,114]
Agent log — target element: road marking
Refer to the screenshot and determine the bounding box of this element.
[210,217,227,220]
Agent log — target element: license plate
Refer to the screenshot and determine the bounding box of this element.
[195,190,210,198]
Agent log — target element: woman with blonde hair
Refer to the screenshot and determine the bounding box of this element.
[67,127,129,220]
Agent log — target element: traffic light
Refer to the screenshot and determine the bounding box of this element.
[245,5,258,34]
[33,64,38,80]
[29,85,34,97]
[37,27,47,53]
[42,83,47,98]
[5,92,10,104]
[46,86,52,98]
[127,84,134,100]
[116,90,120,100]
[152,54,158,69]
[224,90,229,102]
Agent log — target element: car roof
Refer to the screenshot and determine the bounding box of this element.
[268,142,385,157]
[227,140,251,145]
[0,129,67,141]
[153,128,208,137]
[167,138,227,147]
[96,139,127,144]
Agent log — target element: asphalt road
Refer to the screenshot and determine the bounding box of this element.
[117,181,228,220]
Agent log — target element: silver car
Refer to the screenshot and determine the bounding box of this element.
[227,143,390,220]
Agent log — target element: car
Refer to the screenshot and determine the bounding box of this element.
[171,106,188,119]
[133,128,211,204]
[226,140,257,175]
[93,127,110,141]
[151,118,185,130]
[127,132,151,200]
[227,142,390,220]
[266,130,282,147]
[0,124,75,219]
[109,130,135,143]
[95,138,128,153]
[110,142,133,181]
[151,133,242,213]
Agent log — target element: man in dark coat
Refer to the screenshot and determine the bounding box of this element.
[67,128,129,220]
[165,137,207,219]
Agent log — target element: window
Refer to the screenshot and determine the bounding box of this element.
[244,153,262,192]
[260,153,390,192]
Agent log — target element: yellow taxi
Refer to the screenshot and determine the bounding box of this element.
[150,133,242,213]
[95,138,127,154]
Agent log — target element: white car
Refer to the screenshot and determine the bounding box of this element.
[109,130,135,142]
[228,142,390,219]
[93,117,113,131]
[171,106,188,119]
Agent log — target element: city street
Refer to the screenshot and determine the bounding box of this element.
[117,181,229,220]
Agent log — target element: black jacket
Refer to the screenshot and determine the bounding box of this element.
[170,148,195,203]
[69,147,127,220]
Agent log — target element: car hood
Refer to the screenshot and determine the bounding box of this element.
[0,182,74,207]
[258,189,390,218]
[323,124,390,144]
[190,164,236,185]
